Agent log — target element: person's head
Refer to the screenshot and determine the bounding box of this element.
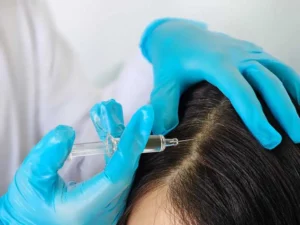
[118,82,300,225]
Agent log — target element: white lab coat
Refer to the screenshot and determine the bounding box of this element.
[0,0,153,194]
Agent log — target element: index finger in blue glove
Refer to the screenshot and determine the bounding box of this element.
[20,125,75,191]
[66,105,154,207]
[150,78,181,135]
[90,100,125,164]
[90,99,125,140]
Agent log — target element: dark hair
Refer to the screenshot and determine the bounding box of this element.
[118,82,300,225]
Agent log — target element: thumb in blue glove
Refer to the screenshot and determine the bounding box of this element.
[0,101,154,225]
[89,99,155,224]
[142,18,300,149]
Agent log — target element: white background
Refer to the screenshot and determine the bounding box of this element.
[46,0,300,84]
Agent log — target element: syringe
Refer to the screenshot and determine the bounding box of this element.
[69,135,179,159]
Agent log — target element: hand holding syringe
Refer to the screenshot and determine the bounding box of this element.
[70,135,180,159]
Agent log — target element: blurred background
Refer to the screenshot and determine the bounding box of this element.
[46,0,300,85]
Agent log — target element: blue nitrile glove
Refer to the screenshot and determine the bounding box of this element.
[89,99,154,224]
[141,18,300,149]
[0,101,154,225]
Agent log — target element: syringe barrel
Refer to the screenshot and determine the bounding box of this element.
[70,141,109,159]
[113,135,178,153]
[112,135,165,153]
[70,135,179,159]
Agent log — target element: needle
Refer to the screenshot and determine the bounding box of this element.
[178,138,194,143]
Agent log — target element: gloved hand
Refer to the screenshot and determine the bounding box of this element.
[0,100,154,225]
[141,18,300,149]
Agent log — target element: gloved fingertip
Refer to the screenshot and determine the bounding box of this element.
[262,138,282,150]
[138,104,154,122]
[90,104,101,123]
[37,125,75,149]
[291,136,300,145]
[140,105,154,132]
[90,99,125,139]
[131,105,154,134]
[54,125,76,149]
[23,125,75,175]
[259,127,282,150]
[54,125,75,135]
[90,100,117,125]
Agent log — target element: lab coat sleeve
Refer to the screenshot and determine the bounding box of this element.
[23,1,99,139]
[102,49,154,125]
[7,0,154,184]
[17,0,108,183]
[30,3,154,140]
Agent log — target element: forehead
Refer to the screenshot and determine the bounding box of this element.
[127,187,181,225]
